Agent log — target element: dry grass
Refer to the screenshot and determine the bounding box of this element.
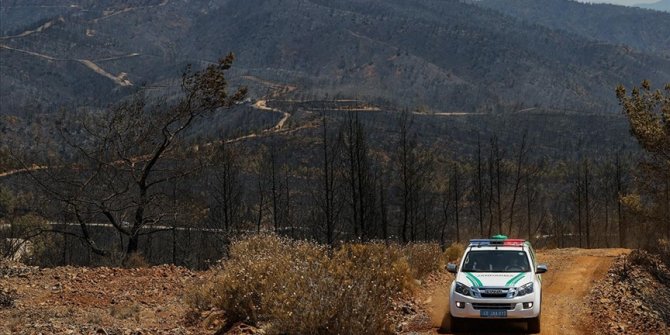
[109,303,140,321]
[403,243,445,280]
[654,239,670,268]
[444,242,465,262]
[188,235,429,334]
[86,311,103,325]
[124,252,150,268]
[4,311,22,333]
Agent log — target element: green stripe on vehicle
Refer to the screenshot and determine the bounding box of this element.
[505,273,525,286]
[464,274,477,286]
[465,273,483,287]
[510,275,525,286]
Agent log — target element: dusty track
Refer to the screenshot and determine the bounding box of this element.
[0,248,630,334]
[423,248,629,334]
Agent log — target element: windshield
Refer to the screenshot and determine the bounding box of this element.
[461,250,530,272]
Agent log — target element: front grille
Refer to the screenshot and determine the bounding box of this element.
[481,292,508,298]
[474,287,514,298]
[472,303,516,310]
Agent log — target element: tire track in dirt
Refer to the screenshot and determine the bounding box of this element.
[423,248,629,334]
[538,248,629,335]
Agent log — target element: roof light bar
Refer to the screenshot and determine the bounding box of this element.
[469,239,491,246]
[468,238,526,247]
[503,239,525,246]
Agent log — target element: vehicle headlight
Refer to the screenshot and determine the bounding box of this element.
[455,281,472,296]
[516,282,534,297]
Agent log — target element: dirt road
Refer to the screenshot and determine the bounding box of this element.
[423,248,629,334]
[1,248,629,334]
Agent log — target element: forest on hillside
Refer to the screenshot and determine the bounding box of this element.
[0,56,667,268]
[1,0,669,268]
[2,0,670,115]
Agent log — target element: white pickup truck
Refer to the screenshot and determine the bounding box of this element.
[447,237,547,333]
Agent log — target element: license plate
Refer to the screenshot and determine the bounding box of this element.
[480,310,507,318]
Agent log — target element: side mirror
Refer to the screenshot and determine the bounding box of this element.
[447,263,458,274]
[536,264,548,274]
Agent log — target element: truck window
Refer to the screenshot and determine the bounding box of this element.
[462,250,530,272]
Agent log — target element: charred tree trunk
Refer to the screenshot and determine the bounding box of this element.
[616,155,624,247]
[584,160,591,249]
[477,136,485,236]
[454,169,460,243]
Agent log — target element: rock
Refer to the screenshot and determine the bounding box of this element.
[401,303,415,314]
[0,289,15,308]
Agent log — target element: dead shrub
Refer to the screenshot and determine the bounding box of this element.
[207,234,331,333]
[124,252,149,268]
[444,242,465,262]
[87,311,103,325]
[628,249,670,284]
[0,288,15,308]
[109,302,140,321]
[648,239,670,268]
[184,279,216,311]
[192,235,413,335]
[327,243,413,334]
[403,243,444,279]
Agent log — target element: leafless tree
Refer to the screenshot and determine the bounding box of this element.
[475,135,485,236]
[341,111,376,241]
[315,112,343,245]
[508,130,529,236]
[208,142,244,233]
[395,110,433,242]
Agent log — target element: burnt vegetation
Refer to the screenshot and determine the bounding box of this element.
[0,1,669,333]
[1,79,668,269]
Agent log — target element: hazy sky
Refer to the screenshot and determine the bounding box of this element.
[578,0,659,5]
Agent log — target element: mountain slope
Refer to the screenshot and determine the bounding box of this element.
[1,0,669,115]
[477,0,670,57]
[636,0,670,12]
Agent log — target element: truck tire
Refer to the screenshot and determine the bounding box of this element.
[527,315,541,334]
[450,314,463,333]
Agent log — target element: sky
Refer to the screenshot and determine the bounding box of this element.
[578,0,659,5]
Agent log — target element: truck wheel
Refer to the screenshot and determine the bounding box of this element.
[527,316,541,334]
[449,314,463,333]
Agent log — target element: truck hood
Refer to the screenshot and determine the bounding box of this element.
[457,271,531,288]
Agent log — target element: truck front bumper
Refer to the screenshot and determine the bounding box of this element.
[449,293,540,319]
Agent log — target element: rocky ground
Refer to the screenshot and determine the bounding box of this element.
[3,248,663,335]
[589,250,670,335]
[0,259,197,335]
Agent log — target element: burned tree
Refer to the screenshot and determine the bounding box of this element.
[21,55,246,260]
